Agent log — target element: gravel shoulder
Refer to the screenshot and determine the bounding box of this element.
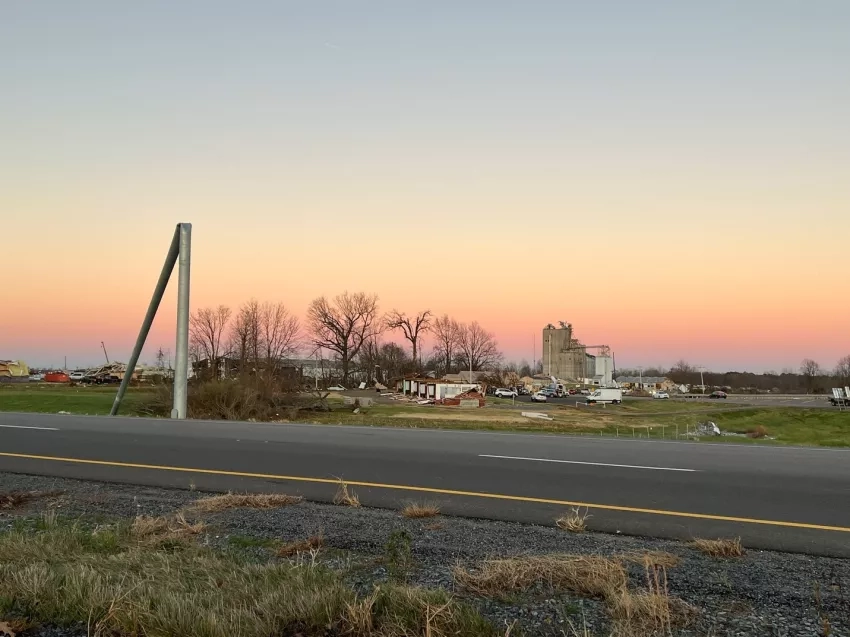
[1,472,848,637]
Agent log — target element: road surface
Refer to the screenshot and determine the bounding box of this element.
[1,412,848,556]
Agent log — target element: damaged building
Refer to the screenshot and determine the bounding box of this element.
[0,360,30,383]
[541,322,614,386]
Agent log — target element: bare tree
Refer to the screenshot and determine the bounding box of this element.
[307,291,381,385]
[230,300,262,373]
[385,309,431,371]
[457,321,502,372]
[670,359,693,373]
[835,355,850,385]
[259,302,300,375]
[356,336,381,384]
[432,314,461,376]
[800,358,821,393]
[190,305,232,379]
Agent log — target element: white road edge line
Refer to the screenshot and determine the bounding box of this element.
[0,425,60,431]
[479,454,699,472]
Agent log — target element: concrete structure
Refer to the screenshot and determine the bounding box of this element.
[541,322,586,380]
[584,354,615,386]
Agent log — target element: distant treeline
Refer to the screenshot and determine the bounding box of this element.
[618,357,850,394]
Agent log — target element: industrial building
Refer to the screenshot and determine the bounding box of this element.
[541,322,615,386]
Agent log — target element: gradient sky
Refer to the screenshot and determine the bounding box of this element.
[2,1,849,372]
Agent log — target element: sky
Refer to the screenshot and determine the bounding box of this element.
[2,1,849,373]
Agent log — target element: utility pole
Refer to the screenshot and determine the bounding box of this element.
[101,342,110,364]
[697,365,706,394]
[637,366,643,391]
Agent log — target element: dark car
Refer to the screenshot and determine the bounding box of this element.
[709,391,728,399]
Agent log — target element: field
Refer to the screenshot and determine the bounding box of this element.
[1,384,848,447]
[0,383,153,415]
[302,397,850,447]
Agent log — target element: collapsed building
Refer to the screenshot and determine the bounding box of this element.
[0,360,30,383]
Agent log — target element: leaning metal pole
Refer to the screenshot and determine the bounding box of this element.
[110,224,181,416]
[172,223,192,418]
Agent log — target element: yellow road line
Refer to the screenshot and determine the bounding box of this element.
[1,451,848,533]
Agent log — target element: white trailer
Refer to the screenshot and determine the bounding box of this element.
[586,388,623,405]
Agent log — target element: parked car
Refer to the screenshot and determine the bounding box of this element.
[516,386,531,396]
[29,373,44,382]
[709,391,727,399]
[530,391,548,403]
[327,385,346,391]
[654,391,670,400]
[568,388,577,395]
[579,389,591,396]
[494,388,518,398]
[585,388,623,405]
[69,372,85,382]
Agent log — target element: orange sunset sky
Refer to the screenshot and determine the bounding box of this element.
[2,2,849,372]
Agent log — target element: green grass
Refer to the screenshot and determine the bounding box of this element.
[0,516,496,637]
[227,534,280,550]
[0,384,153,415]
[709,408,850,447]
[296,403,850,447]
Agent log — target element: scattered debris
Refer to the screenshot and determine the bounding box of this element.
[521,411,554,421]
[694,421,721,436]
[344,396,373,407]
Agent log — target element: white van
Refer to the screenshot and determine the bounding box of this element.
[586,388,622,405]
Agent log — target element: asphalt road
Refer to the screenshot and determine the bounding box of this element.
[1,412,848,556]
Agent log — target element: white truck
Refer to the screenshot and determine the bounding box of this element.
[585,388,623,405]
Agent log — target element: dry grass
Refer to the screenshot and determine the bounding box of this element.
[454,555,627,599]
[691,537,745,558]
[334,479,361,508]
[401,503,440,519]
[0,491,36,510]
[556,507,590,533]
[130,513,208,545]
[747,425,769,439]
[0,490,61,510]
[621,550,681,569]
[609,564,698,636]
[455,556,696,636]
[0,521,496,637]
[277,534,324,558]
[191,491,303,513]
